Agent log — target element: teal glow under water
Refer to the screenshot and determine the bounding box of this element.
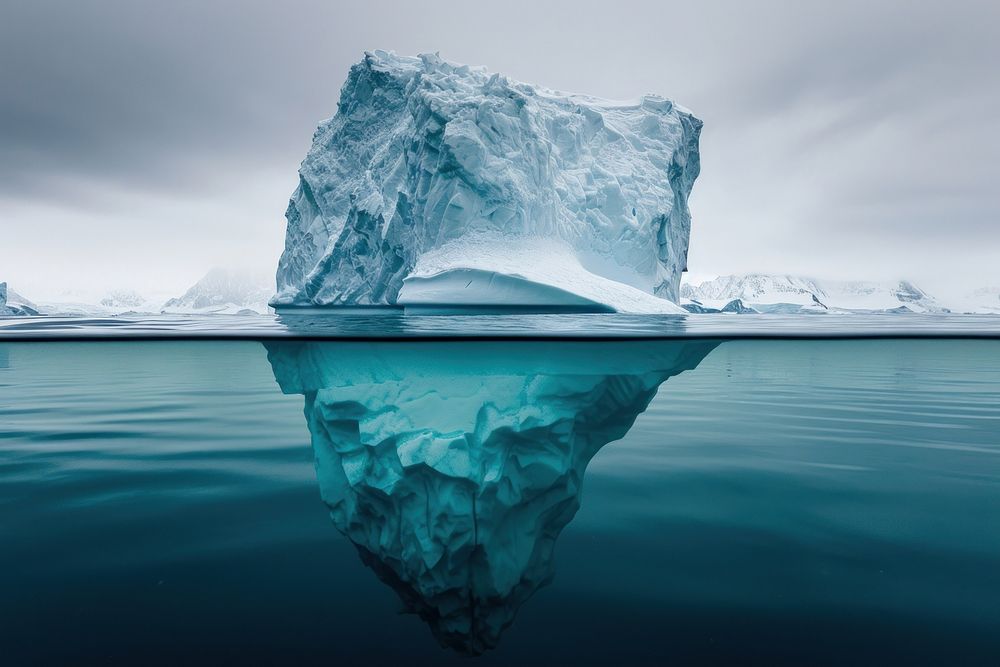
[1,338,999,664]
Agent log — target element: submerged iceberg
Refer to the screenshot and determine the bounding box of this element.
[266,339,716,653]
[273,51,702,313]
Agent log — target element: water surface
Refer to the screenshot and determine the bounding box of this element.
[2,312,999,339]
[1,320,999,664]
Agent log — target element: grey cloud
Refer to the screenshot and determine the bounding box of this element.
[0,1,365,198]
[1,0,998,297]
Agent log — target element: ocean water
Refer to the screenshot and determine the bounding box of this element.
[1,317,999,665]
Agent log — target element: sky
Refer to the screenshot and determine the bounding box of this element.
[1,0,998,302]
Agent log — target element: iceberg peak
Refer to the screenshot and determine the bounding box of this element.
[274,52,702,313]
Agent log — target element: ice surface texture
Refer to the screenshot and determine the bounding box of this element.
[267,340,716,653]
[274,51,702,313]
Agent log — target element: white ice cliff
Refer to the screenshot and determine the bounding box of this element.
[273,51,702,313]
[266,339,716,653]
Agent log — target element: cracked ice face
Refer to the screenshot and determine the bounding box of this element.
[266,339,716,654]
[273,51,702,314]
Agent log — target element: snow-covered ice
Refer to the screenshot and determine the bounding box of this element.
[273,51,702,313]
[400,233,690,313]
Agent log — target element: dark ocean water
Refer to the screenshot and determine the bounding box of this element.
[1,319,999,664]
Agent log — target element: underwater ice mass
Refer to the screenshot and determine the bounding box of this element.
[266,340,717,653]
[273,51,702,314]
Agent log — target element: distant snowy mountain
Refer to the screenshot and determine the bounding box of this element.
[33,301,109,316]
[2,272,274,317]
[100,290,150,311]
[0,282,40,316]
[33,289,161,316]
[162,268,274,315]
[948,286,1000,314]
[681,274,948,313]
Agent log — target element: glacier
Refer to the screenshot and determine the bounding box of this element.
[266,339,716,653]
[273,51,702,314]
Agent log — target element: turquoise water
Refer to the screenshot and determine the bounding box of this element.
[1,333,999,664]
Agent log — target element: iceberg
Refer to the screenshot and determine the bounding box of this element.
[266,338,716,653]
[0,282,39,316]
[273,51,702,314]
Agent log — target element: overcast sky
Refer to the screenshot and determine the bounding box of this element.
[1,0,997,301]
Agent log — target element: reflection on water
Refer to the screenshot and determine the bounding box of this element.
[3,312,1000,341]
[266,340,717,653]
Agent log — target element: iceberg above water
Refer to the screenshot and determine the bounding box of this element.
[266,339,717,653]
[273,51,702,314]
[0,282,39,316]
